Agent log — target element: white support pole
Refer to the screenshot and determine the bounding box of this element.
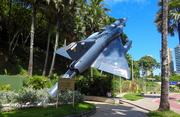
[132,58,133,81]
[73,78,75,107]
[56,77,60,110]
[113,74,115,98]
[142,63,145,93]
[120,76,121,93]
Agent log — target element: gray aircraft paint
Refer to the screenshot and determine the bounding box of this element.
[38,17,132,105]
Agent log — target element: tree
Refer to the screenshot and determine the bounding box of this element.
[138,56,160,76]
[84,0,111,37]
[154,0,180,45]
[158,0,170,111]
[48,0,61,76]
[126,54,140,79]
[28,0,37,77]
[41,0,56,76]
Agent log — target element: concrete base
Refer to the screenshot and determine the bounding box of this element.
[84,96,119,104]
[141,92,145,97]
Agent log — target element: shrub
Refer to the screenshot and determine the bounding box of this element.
[49,73,58,80]
[75,75,112,96]
[47,90,85,104]
[36,88,50,101]
[58,90,84,104]
[0,87,84,106]
[25,76,52,89]
[0,90,17,103]
[17,87,38,104]
[0,84,11,91]
[0,101,2,108]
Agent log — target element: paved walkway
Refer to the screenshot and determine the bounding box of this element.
[86,93,180,117]
[154,93,180,111]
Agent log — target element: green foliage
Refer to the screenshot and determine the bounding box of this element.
[133,78,159,91]
[147,110,180,117]
[0,87,85,105]
[154,75,161,82]
[18,65,28,75]
[49,73,58,80]
[145,75,153,78]
[0,90,17,104]
[169,85,180,92]
[4,69,10,75]
[24,76,52,89]
[111,75,126,93]
[0,101,2,108]
[17,87,38,104]
[1,103,94,117]
[57,90,84,104]
[123,93,144,101]
[171,71,176,76]
[0,84,11,91]
[120,33,128,46]
[0,61,20,75]
[126,54,140,79]
[138,88,144,93]
[75,74,112,96]
[154,0,180,41]
[169,75,180,81]
[0,88,57,105]
[138,56,160,76]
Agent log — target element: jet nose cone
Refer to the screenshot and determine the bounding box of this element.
[117,17,128,26]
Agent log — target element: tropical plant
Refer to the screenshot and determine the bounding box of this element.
[154,0,180,45]
[4,69,10,75]
[48,0,76,76]
[24,76,52,89]
[0,84,11,91]
[83,0,111,37]
[0,90,17,103]
[42,0,56,77]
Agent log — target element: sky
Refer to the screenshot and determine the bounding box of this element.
[104,0,179,75]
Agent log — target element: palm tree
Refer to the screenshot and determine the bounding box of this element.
[48,0,85,76]
[48,0,61,76]
[41,0,56,76]
[84,0,111,36]
[154,0,180,45]
[158,0,170,111]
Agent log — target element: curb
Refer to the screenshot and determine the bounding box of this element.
[63,105,96,117]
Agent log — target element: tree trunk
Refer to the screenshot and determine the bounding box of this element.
[28,1,36,77]
[8,0,12,55]
[42,19,51,76]
[9,30,19,54]
[158,0,170,111]
[48,8,60,77]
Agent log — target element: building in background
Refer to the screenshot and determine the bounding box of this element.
[160,48,174,75]
[146,55,153,76]
[175,45,180,75]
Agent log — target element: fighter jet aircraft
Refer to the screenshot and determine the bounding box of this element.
[41,17,132,100]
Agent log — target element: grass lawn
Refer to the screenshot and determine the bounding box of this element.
[0,103,94,117]
[178,100,180,103]
[147,110,180,117]
[123,93,144,101]
[169,91,180,93]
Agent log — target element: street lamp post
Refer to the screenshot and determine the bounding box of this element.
[132,58,133,81]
